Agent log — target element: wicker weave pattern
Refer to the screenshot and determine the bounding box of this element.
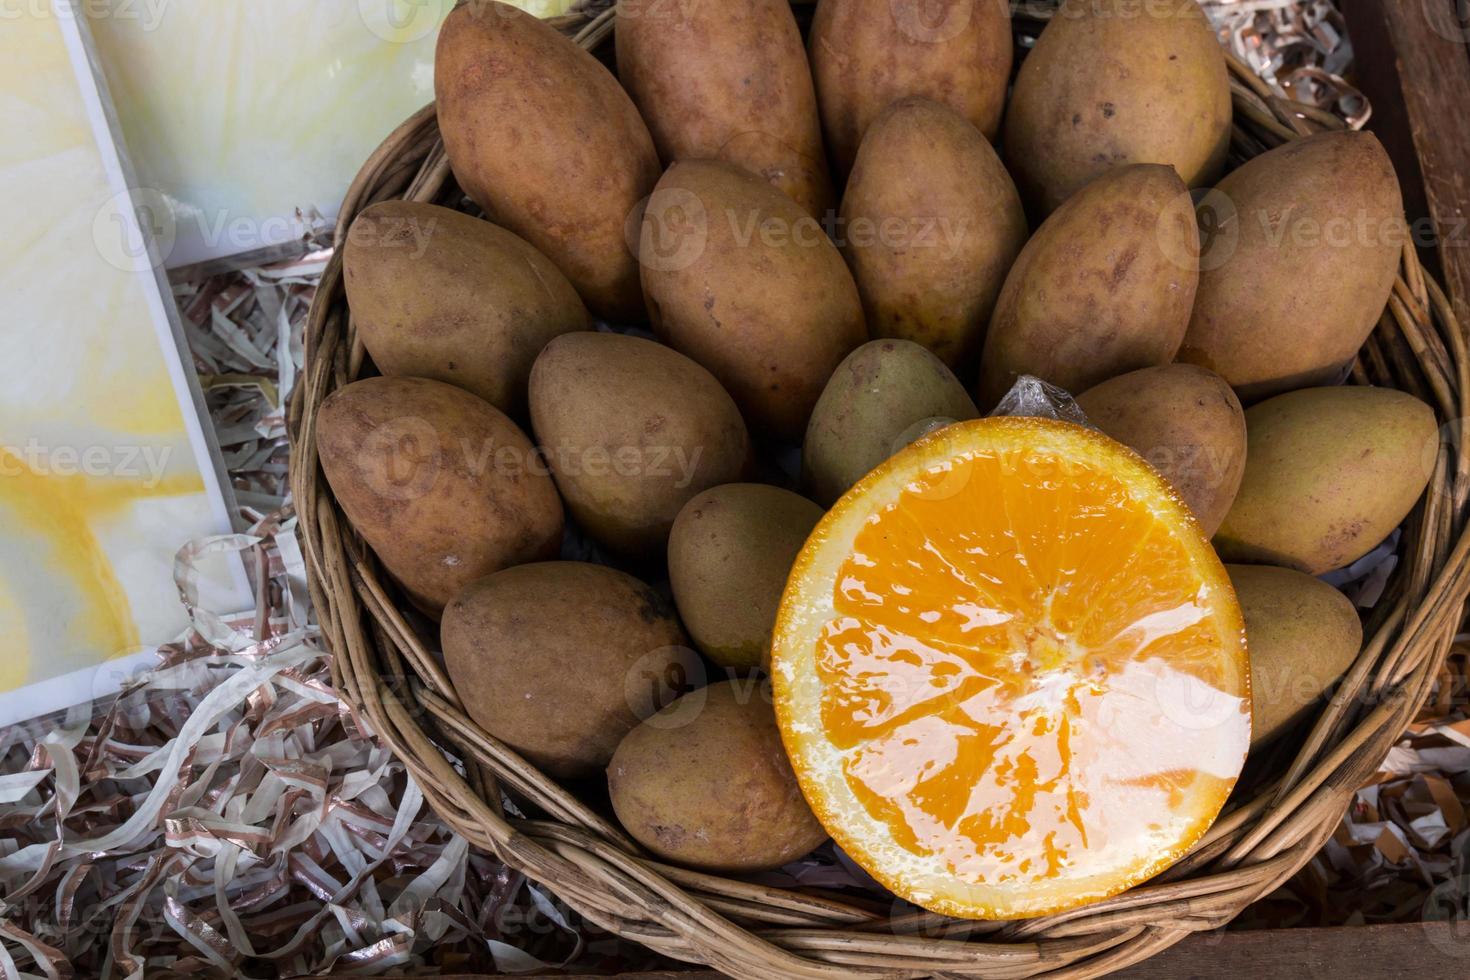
[287,8,1470,977]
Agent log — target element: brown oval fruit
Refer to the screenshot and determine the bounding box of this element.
[435,0,660,319]
[315,377,563,614]
[1215,386,1436,574]
[343,201,590,415]
[840,97,1027,369]
[978,164,1199,405]
[640,160,866,440]
[804,339,979,505]
[609,680,828,871]
[528,332,749,556]
[442,562,697,779]
[616,0,832,219]
[668,484,824,669]
[1227,564,1362,747]
[810,0,1012,175]
[1076,364,1246,536]
[1179,131,1405,402]
[1004,0,1231,215]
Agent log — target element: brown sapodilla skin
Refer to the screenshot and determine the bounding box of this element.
[1178,131,1405,402]
[978,164,1199,406]
[667,484,824,670]
[1227,564,1362,747]
[640,160,867,441]
[608,681,829,872]
[343,201,590,416]
[441,562,696,779]
[616,0,834,220]
[809,0,1012,176]
[1003,0,1231,217]
[803,339,979,506]
[839,97,1027,370]
[434,0,660,320]
[315,377,563,615]
[1215,386,1436,575]
[528,332,750,557]
[1076,364,1246,537]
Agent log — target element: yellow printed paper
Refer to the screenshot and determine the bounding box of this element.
[85,0,573,267]
[0,5,246,723]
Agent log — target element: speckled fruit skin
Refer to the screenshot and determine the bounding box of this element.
[435,1,660,320]
[528,332,749,557]
[1003,0,1230,216]
[667,484,824,669]
[1215,386,1436,574]
[441,562,697,780]
[977,164,1199,406]
[608,681,828,872]
[839,97,1027,370]
[804,339,979,506]
[616,0,833,219]
[1178,131,1405,402]
[640,160,866,441]
[1076,364,1245,537]
[343,201,590,416]
[1227,564,1362,746]
[316,377,563,615]
[809,0,1012,176]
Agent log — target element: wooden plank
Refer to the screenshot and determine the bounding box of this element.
[1346,0,1470,330]
[1114,921,1470,979]
[1342,0,1431,232]
[343,921,1469,979]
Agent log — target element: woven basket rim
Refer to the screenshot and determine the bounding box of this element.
[286,7,1470,977]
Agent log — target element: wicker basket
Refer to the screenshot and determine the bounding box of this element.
[287,6,1470,977]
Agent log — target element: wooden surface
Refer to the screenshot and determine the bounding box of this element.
[548,922,1470,978]
[1347,0,1470,329]
[337,921,1470,979]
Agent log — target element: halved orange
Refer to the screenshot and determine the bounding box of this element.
[773,417,1250,920]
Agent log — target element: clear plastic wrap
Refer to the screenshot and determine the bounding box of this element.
[988,374,1094,427]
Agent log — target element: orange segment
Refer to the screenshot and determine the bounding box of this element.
[773,418,1249,919]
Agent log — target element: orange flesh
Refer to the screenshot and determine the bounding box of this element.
[775,420,1249,919]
